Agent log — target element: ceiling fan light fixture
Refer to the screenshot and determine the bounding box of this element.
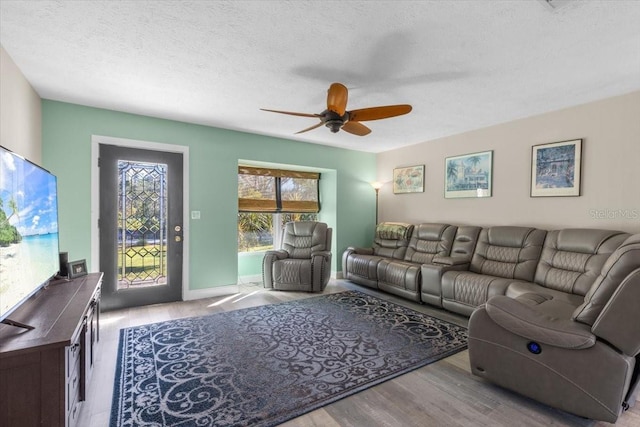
[325,119,343,133]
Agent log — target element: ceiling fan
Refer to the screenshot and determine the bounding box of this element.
[261,83,412,136]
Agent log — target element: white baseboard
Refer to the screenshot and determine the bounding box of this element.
[183,284,240,301]
[238,274,263,284]
[241,272,342,283]
[234,271,341,289]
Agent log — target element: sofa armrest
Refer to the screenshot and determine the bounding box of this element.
[265,249,289,260]
[432,256,471,266]
[311,250,332,260]
[592,268,640,356]
[421,262,470,306]
[311,251,332,291]
[486,295,596,349]
[346,246,374,255]
[263,250,289,288]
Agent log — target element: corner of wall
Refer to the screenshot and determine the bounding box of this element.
[0,45,42,163]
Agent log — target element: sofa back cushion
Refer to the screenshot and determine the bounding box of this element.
[535,229,630,296]
[470,226,546,281]
[573,233,639,326]
[403,223,457,264]
[373,222,414,259]
[282,221,329,259]
[450,226,482,260]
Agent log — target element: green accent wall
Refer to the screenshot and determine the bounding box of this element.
[42,100,376,290]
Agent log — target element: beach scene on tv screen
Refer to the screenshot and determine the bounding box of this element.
[0,149,59,318]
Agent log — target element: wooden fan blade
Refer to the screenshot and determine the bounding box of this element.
[348,104,412,122]
[260,108,320,118]
[295,121,324,134]
[342,121,371,136]
[326,83,348,116]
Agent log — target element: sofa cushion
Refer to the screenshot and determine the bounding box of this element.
[377,260,422,301]
[441,271,514,316]
[343,253,386,288]
[403,223,456,264]
[373,222,414,259]
[282,221,329,259]
[573,233,640,326]
[506,282,584,319]
[534,229,630,296]
[272,258,312,286]
[470,226,546,282]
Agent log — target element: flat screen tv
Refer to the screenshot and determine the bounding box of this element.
[0,145,60,328]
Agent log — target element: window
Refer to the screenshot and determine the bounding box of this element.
[238,166,320,252]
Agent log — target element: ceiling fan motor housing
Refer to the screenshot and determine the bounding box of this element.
[322,110,349,133]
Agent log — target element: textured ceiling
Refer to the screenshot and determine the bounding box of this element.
[1,0,639,153]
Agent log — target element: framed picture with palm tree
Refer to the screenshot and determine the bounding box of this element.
[445,151,493,198]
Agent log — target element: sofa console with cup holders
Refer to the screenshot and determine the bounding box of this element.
[343,222,640,422]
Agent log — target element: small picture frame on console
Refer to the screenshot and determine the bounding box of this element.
[68,259,88,279]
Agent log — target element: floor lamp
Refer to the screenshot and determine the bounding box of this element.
[371,182,383,224]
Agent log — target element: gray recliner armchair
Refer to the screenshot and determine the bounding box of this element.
[263,221,332,292]
[468,233,640,422]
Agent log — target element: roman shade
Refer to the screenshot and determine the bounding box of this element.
[238,166,320,213]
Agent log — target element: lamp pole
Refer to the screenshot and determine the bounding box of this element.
[371,182,383,224]
[375,187,380,224]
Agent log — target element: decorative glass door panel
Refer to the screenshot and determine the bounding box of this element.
[117,161,167,290]
[99,144,183,311]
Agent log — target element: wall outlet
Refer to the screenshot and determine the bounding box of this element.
[191,211,201,220]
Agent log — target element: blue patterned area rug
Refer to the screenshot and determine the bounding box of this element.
[110,290,467,427]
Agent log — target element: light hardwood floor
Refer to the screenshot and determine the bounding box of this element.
[79,279,640,427]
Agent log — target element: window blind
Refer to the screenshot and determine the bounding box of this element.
[238,166,320,213]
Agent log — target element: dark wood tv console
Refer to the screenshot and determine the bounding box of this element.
[0,272,102,427]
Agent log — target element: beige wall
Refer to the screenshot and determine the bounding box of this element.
[0,45,42,163]
[377,91,640,234]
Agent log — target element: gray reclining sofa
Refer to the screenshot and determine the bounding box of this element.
[342,222,640,422]
[343,222,480,302]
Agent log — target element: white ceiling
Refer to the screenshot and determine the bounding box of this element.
[1,0,639,153]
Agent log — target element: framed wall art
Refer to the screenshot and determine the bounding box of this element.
[393,165,425,194]
[445,150,493,198]
[531,139,582,197]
